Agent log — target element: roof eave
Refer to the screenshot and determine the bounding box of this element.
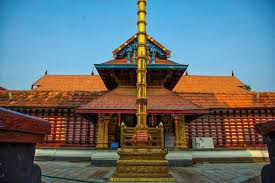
[76,108,208,115]
[95,64,188,69]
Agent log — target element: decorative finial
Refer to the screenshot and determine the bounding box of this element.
[45,70,48,75]
[91,67,94,75]
[232,70,235,77]
[8,91,13,100]
[185,71,189,76]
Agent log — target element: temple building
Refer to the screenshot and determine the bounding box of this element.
[0,33,274,149]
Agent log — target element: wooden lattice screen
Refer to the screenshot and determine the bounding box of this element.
[13,108,96,147]
[10,107,275,148]
[186,109,275,148]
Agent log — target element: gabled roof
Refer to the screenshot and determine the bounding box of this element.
[0,90,106,107]
[0,86,6,90]
[32,75,107,92]
[112,34,171,57]
[77,86,207,114]
[173,75,249,94]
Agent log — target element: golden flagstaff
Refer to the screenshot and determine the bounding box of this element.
[110,0,176,181]
[136,0,148,135]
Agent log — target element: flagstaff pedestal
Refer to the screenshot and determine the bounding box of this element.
[110,123,176,182]
[110,148,176,182]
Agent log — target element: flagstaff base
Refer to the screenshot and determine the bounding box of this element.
[110,148,176,182]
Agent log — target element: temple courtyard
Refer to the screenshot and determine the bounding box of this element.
[38,161,264,183]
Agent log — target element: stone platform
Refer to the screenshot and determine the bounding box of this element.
[35,148,269,166]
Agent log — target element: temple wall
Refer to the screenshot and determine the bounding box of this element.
[9,107,97,148]
[5,107,275,149]
[186,108,275,148]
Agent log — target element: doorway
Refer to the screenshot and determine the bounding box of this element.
[162,115,175,149]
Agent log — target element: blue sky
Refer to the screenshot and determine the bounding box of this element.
[0,0,274,91]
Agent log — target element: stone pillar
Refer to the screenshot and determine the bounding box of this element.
[174,115,188,149]
[96,114,110,149]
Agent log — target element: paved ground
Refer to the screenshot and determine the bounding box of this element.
[37,161,265,183]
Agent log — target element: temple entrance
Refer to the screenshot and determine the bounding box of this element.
[162,115,175,149]
[108,114,137,148]
[122,114,137,127]
[106,114,177,149]
[165,130,175,149]
[106,114,183,149]
[147,115,175,149]
[108,114,120,148]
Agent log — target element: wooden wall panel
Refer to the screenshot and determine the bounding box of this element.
[186,108,275,148]
[10,107,274,149]
[12,107,96,148]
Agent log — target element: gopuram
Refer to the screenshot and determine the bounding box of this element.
[110,0,175,181]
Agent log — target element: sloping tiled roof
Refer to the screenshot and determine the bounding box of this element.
[32,75,107,91]
[112,34,171,57]
[0,90,106,107]
[173,75,249,94]
[178,92,275,108]
[77,86,207,114]
[173,75,275,109]
[0,87,6,90]
[103,58,180,65]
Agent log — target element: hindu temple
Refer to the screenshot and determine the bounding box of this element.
[0,0,274,152]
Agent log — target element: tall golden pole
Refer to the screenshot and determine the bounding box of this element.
[136,0,147,130]
[111,1,176,181]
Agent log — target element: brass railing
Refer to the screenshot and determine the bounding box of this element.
[120,122,164,149]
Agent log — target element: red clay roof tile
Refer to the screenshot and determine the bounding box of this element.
[0,90,106,107]
[173,75,249,94]
[172,75,275,108]
[78,86,206,113]
[32,75,107,91]
[177,92,275,108]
